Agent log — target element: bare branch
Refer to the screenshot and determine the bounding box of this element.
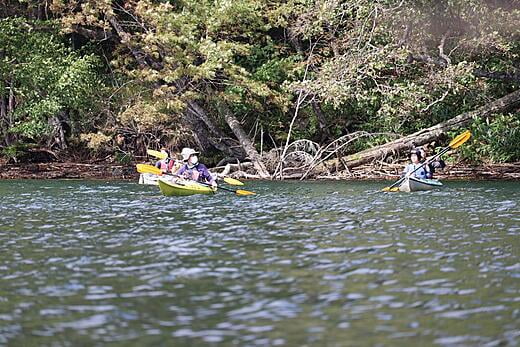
[438,31,451,66]
[421,89,450,112]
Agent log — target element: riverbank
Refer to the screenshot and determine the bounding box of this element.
[0,162,136,180]
[1,160,519,180]
[314,162,520,181]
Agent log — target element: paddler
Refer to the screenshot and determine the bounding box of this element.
[402,148,429,179]
[176,148,217,187]
[154,147,175,174]
[419,145,445,179]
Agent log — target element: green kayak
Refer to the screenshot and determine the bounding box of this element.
[158,178,217,196]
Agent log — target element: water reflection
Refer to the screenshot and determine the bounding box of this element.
[0,180,519,345]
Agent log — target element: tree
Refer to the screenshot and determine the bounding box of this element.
[0,17,101,150]
[55,0,296,176]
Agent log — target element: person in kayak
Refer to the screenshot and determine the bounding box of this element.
[419,145,446,178]
[176,148,217,187]
[402,149,429,179]
[155,147,176,174]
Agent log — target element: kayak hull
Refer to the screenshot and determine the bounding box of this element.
[139,173,159,185]
[399,177,443,192]
[158,178,216,196]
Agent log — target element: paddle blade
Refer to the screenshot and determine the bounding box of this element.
[136,163,162,175]
[235,189,256,196]
[223,177,244,186]
[448,130,471,149]
[147,149,167,160]
[382,186,400,192]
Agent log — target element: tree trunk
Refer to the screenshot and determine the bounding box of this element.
[312,100,333,142]
[106,15,152,69]
[0,93,6,146]
[219,103,270,178]
[318,89,520,172]
[183,106,245,159]
[186,100,241,155]
[48,112,67,150]
[4,77,16,145]
[473,69,520,83]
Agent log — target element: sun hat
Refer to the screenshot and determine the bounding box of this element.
[181,147,199,161]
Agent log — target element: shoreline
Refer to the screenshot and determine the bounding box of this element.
[1,161,519,181]
[0,162,136,180]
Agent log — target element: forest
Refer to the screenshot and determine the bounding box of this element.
[1,0,519,179]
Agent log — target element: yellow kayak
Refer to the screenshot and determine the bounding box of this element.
[157,178,216,196]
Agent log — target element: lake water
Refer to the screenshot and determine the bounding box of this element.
[0,179,519,346]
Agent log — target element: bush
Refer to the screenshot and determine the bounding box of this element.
[457,113,520,163]
[114,152,134,165]
[0,142,34,163]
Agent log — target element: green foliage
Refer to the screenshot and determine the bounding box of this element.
[114,152,134,165]
[0,17,102,144]
[0,142,33,162]
[1,0,518,165]
[457,113,520,163]
[253,56,300,85]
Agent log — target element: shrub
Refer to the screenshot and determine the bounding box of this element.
[457,113,520,163]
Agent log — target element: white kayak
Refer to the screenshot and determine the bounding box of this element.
[138,173,178,186]
[138,173,160,185]
[399,176,443,192]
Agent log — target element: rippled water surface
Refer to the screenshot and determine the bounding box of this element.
[0,179,519,346]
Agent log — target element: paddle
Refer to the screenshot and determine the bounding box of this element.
[220,176,244,186]
[136,164,256,196]
[382,130,472,192]
[147,149,168,160]
[146,149,244,186]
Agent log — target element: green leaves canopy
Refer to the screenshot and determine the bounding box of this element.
[0,17,100,142]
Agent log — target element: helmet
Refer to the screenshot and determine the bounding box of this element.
[180,147,199,161]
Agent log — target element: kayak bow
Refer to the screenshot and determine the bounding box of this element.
[157,178,217,196]
[399,176,443,192]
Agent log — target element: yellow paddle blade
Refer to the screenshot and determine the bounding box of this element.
[382,186,400,192]
[147,149,167,160]
[136,163,162,175]
[235,189,256,196]
[448,130,471,149]
[223,177,244,186]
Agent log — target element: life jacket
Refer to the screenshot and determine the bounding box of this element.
[159,158,174,172]
[406,163,427,179]
[183,163,201,181]
[179,163,214,183]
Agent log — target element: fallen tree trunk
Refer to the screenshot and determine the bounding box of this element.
[185,101,246,158]
[219,103,271,178]
[213,162,253,176]
[318,89,520,173]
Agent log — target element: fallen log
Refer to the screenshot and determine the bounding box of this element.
[317,89,520,173]
[213,162,253,177]
[219,104,271,178]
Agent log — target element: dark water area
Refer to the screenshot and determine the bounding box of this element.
[0,179,519,346]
